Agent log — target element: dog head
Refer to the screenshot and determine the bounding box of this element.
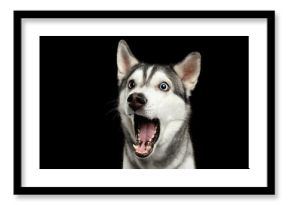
[117,40,201,158]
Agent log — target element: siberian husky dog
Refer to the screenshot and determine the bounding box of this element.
[117,40,201,169]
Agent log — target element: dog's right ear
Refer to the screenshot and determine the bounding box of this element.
[117,40,139,83]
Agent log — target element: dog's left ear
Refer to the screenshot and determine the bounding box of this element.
[117,40,139,84]
[174,52,201,96]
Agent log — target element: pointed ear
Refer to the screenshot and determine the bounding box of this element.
[174,52,201,96]
[117,40,139,83]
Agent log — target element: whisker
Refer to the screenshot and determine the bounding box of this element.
[105,107,118,116]
[112,112,120,121]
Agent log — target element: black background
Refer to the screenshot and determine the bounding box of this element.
[40,36,248,169]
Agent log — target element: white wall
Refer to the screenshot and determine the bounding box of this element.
[0,0,287,204]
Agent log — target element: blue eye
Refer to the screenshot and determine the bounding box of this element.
[128,80,135,89]
[159,82,170,91]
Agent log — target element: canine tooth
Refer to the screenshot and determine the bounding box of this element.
[133,144,137,149]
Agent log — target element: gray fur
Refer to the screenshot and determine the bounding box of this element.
[145,65,158,85]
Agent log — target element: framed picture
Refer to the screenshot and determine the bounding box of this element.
[14,10,275,194]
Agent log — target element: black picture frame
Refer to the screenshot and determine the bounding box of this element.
[14,10,275,195]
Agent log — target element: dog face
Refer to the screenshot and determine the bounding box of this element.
[117,40,201,158]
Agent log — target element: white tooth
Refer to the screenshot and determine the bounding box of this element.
[133,144,137,149]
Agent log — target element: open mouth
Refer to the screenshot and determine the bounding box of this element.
[133,114,160,158]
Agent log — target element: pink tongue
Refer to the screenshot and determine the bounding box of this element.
[139,123,155,142]
[135,123,155,153]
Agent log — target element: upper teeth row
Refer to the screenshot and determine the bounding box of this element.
[135,137,154,143]
[137,129,157,134]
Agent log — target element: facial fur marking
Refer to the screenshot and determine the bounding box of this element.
[145,65,159,85]
[119,63,145,92]
[142,64,150,86]
[159,65,189,103]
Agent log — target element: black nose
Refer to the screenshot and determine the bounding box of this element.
[127,93,147,111]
